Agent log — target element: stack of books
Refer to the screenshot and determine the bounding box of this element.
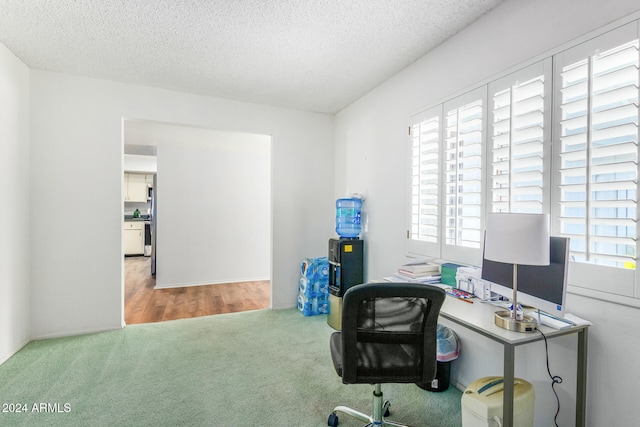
[395,262,441,284]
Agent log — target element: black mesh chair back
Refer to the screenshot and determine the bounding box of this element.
[328,282,446,426]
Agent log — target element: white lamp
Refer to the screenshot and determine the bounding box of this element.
[484,213,550,332]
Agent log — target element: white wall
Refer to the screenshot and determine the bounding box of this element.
[29,70,334,339]
[334,1,640,426]
[0,44,30,364]
[154,132,271,287]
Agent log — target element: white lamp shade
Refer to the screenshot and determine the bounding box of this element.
[484,213,550,266]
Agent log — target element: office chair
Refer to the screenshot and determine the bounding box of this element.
[328,282,446,427]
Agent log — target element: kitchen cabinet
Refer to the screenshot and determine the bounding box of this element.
[124,173,148,202]
[124,221,145,255]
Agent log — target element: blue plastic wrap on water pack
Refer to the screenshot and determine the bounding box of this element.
[300,257,329,281]
[298,257,330,316]
[299,277,329,297]
[297,294,329,316]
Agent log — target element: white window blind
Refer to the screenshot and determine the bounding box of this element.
[442,88,486,263]
[407,107,441,257]
[407,19,640,301]
[557,37,639,269]
[554,22,640,298]
[488,60,551,215]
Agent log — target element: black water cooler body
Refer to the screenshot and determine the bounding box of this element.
[327,238,363,330]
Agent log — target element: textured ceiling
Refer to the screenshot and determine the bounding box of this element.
[0,0,504,113]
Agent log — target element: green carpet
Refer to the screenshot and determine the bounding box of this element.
[0,309,462,426]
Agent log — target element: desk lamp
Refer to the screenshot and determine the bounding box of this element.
[484,213,550,333]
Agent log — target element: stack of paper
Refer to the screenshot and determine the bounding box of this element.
[395,262,441,283]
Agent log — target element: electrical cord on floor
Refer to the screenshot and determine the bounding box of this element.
[538,329,563,427]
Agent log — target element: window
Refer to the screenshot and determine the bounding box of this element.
[488,59,552,215]
[408,107,442,258]
[407,86,488,266]
[442,88,486,265]
[408,19,640,301]
[553,22,640,297]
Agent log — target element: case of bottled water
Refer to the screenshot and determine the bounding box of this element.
[297,257,330,316]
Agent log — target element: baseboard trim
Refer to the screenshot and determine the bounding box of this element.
[30,324,124,341]
[154,278,270,289]
[0,337,32,366]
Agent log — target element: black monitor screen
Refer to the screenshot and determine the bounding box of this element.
[481,236,569,311]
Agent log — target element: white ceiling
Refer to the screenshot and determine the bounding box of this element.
[0,0,505,114]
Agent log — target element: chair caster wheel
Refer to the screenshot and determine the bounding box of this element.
[328,412,339,426]
[383,400,391,417]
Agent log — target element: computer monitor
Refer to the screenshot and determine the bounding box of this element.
[481,236,569,316]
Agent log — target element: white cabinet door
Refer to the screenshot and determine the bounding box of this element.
[124,222,145,255]
[124,173,148,202]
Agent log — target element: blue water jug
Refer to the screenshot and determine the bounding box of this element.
[336,198,362,238]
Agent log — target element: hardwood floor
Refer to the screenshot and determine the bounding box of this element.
[124,256,270,325]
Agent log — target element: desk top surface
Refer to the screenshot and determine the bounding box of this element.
[378,278,588,344]
[439,295,588,345]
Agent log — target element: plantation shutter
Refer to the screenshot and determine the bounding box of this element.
[488,59,552,215]
[554,22,640,297]
[407,106,442,257]
[442,87,486,264]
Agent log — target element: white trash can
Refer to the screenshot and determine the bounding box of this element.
[461,376,534,427]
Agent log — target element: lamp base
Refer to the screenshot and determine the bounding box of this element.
[494,310,537,333]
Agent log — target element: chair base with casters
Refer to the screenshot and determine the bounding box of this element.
[328,383,408,427]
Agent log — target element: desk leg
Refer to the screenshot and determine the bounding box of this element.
[576,328,588,427]
[503,344,515,427]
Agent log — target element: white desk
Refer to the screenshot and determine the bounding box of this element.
[439,296,588,427]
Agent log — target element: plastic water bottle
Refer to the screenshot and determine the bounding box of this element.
[336,197,362,238]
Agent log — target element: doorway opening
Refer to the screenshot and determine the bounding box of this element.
[122,120,272,325]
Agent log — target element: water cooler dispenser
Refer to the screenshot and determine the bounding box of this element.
[327,238,363,329]
[327,197,364,330]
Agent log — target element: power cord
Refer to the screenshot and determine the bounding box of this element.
[538,329,563,427]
